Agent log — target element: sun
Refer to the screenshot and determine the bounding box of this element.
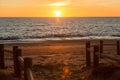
[54,11,62,17]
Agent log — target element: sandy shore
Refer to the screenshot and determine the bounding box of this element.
[5,39,117,55]
[3,39,120,80]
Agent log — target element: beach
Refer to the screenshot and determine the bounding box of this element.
[0,2,120,80]
[4,39,120,80]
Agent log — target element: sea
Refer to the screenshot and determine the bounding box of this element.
[0,17,120,43]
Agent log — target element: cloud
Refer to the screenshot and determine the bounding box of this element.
[50,0,70,6]
[36,0,120,7]
[69,0,120,7]
[36,0,71,6]
[1,0,120,7]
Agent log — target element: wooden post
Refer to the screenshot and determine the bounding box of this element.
[86,41,91,67]
[100,40,103,53]
[117,41,120,55]
[24,57,32,80]
[13,46,18,76]
[15,48,22,79]
[0,44,5,69]
[93,45,99,67]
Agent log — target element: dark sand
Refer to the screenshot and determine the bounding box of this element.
[3,39,120,80]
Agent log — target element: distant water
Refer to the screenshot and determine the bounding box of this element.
[0,17,120,43]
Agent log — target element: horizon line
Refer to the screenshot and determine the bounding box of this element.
[0,16,120,18]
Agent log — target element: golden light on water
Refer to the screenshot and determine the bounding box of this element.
[54,11,62,17]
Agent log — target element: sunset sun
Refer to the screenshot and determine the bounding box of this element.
[54,11,62,17]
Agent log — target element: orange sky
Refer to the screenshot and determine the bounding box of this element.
[0,0,120,17]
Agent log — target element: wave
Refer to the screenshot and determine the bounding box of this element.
[0,34,120,41]
[0,17,120,42]
[0,36,20,40]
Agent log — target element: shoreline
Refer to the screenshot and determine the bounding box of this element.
[0,37,120,44]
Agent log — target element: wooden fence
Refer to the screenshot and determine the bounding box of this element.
[86,40,120,67]
[0,44,34,80]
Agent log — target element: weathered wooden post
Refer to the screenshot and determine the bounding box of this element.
[100,40,103,54]
[117,41,120,55]
[93,45,99,67]
[0,44,5,69]
[24,57,33,80]
[13,46,18,76]
[86,41,91,67]
[15,48,22,79]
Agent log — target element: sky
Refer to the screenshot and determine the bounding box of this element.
[0,0,120,17]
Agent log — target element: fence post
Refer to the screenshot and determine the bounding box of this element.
[117,41,120,55]
[93,45,99,67]
[15,48,22,79]
[0,44,5,69]
[13,46,18,76]
[100,40,103,54]
[24,57,32,80]
[86,41,91,67]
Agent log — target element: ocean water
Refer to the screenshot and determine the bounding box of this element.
[0,17,120,43]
